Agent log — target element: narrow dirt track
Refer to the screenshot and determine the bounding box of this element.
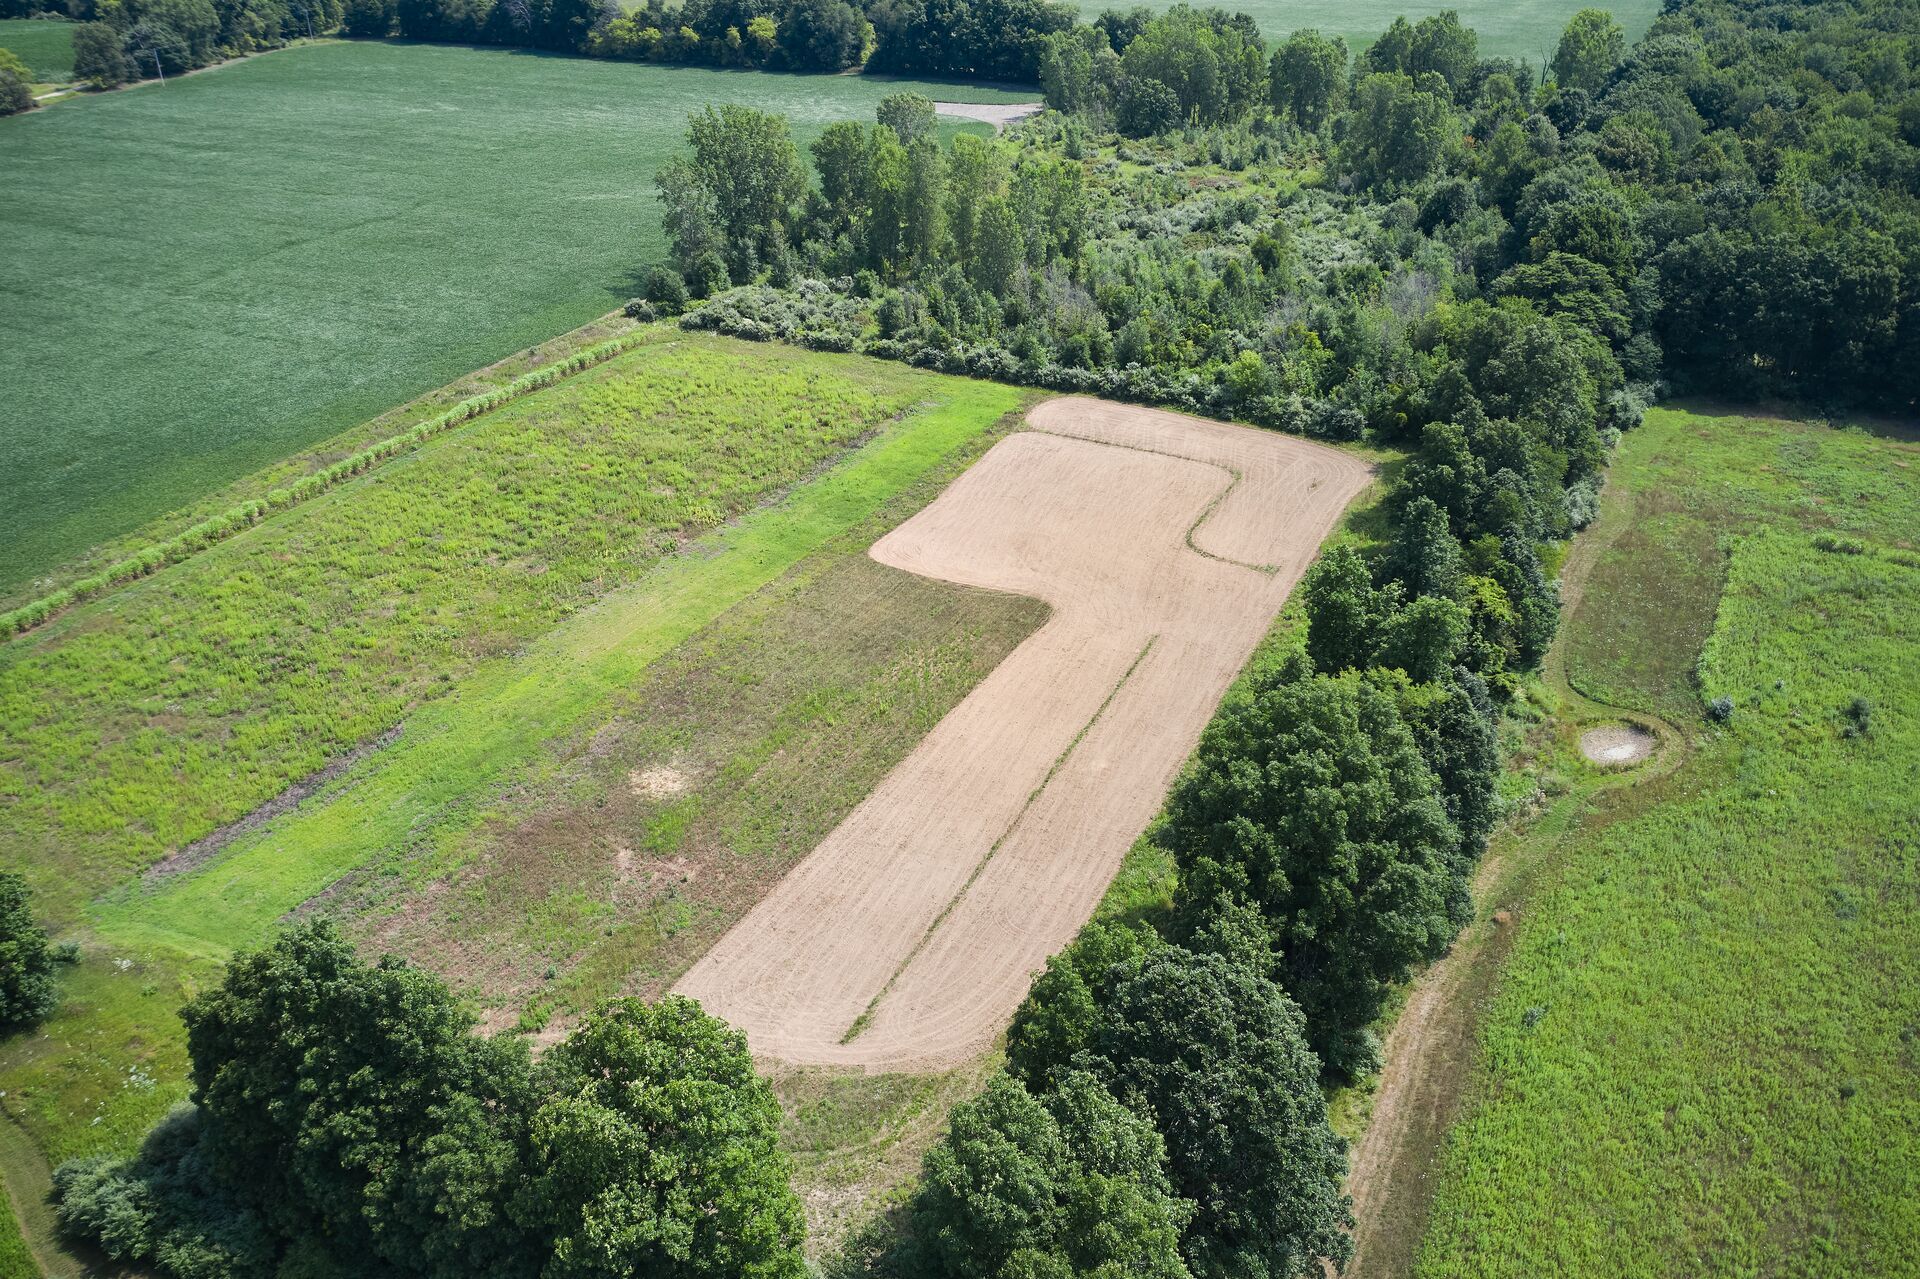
[675,398,1372,1070]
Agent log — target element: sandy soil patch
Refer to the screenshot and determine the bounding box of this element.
[676,398,1372,1069]
[1580,724,1655,765]
[933,101,1043,132]
[628,763,690,798]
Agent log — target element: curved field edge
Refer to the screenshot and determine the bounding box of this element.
[797,436,1392,1262]
[1396,408,1920,1278]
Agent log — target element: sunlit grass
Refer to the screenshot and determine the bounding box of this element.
[1414,408,1920,1277]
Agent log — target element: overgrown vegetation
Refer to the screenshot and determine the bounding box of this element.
[3,338,1032,1272]
[2,336,916,921]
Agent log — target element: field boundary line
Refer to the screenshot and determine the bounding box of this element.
[840,634,1159,1045]
[1030,424,1279,575]
[1,328,657,639]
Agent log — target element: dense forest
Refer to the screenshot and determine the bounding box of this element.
[39,0,1920,1277]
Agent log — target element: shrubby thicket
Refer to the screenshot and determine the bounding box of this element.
[54,923,807,1279]
[0,872,63,1028]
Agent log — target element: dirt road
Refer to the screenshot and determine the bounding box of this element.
[675,398,1372,1069]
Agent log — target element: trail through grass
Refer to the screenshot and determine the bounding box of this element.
[0,39,1020,591]
[1410,406,1920,1277]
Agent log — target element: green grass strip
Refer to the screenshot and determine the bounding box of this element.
[93,379,1024,960]
[0,328,654,638]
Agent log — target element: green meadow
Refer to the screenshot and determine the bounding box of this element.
[0,334,1037,1262]
[0,39,1022,594]
[1075,0,1662,61]
[1412,407,1920,1277]
[0,18,73,80]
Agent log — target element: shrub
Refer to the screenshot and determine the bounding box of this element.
[644,265,690,309]
[0,66,31,115]
[1841,696,1872,738]
[1705,694,1734,724]
[688,251,730,299]
[0,872,58,1029]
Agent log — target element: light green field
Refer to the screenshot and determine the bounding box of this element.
[1412,407,1920,1277]
[0,39,1024,597]
[0,18,73,80]
[1081,0,1661,61]
[0,334,1036,1269]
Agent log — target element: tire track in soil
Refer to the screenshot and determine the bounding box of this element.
[676,397,1372,1070]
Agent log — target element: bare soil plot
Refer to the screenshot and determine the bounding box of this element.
[677,397,1372,1069]
[932,101,1043,132]
[1578,723,1656,765]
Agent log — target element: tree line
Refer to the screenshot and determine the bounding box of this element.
[336,0,1076,77]
[53,923,810,1279]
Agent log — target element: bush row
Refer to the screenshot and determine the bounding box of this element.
[683,284,1366,441]
[2,330,650,639]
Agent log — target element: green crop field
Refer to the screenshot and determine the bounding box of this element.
[0,19,73,80]
[0,332,1041,1264]
[0,40,1024,597]
[1411,407,1920,1277]
[1076,0,1661,61]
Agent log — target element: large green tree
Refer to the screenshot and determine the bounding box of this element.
[913,1071,1193,1278]
[181,922,535,1274]
[0,873,57,1028]
[1267,29,1345,130]
[1164,671,1463,1075]
[1088,945,1353,1278]
[1552,7,1625,94]
[520,997,806,1279]
[669,105,809,282]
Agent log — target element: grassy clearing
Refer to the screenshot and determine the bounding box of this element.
[3,335,926,922]
[0,19,73,80]
[1068,0,1660,62]
[0,340,1028,1243]
[0,39,1022,592]
[1410,406,1920,1277]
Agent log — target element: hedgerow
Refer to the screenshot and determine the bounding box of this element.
[1,331,651,639]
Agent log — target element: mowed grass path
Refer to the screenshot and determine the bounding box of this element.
[0,40,1020,593]
[0,335,1026,1187]
[1413,408,1920,1277]
[1068,0,1660,61]
[0,19,74,80]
